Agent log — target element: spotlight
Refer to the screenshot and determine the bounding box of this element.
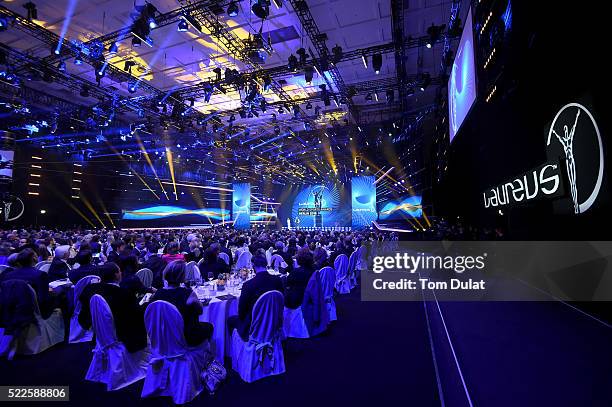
[306,101,312,109]
[278,106,284,114]
[53,46,61,55]
[263,76,272,92]
[239,109,247,119]
[108,42,118,54]
[148,18,157,29]
[213,67,222,81]
[372,53,382,74]
[304,66,314,84]
[287,54,298,72]
[128,80,137,93]
[260,98,267,112]
[57,60,66,72]
[227,1,239,17]
[293,105,300,118]
[296,48,308,65]
[132,37,142,47]
[0,17,8,32]
[362,54,368,69]
[426,23,445,49]
[251,0,270,19]
[189,98,195,107]
[229,114,236,122]
[177,19,189,32]
[74,55,83,65]
[332,44,343,63]
[419,73,431,92]
[23,2,38,21]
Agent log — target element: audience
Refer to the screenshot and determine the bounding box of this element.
[162,242,185,263]
[47,245,71,282]
[284,248,316,309]
[198,243,229,279]
[68,250,98,284]
[148,261,213,346]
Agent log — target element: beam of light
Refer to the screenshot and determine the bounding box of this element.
[87,186,116,228]
[55,0,79,54]
[374,167,395,185]
[250,195,281,205]
[105,141,160,199]
[159,182,233,192]
[47,187,96,228]
[79,194,107,229]
[252,131,292,149]
[372,221,415,233]
[134,131,168,199]
[165,147,178,200]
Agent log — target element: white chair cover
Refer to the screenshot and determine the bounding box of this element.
[85,295,149,391]
[348,249,358,288]
[0,283,64,360]
[136,268,153,288]
[265,248,273,266]
[0,265,9,275]
[35,261,52,272]
[282,307,309,338]
[141,301,209,404]
[334,254,351,294]
[270,254,287,272]
[184,262,202,283]
[218,252,230,265]
[235,250,252,270]
[318,267,337,321]
[231,290,285,383]
[69,275,100,343]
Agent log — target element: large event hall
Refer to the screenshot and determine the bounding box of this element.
[0,0,610,405]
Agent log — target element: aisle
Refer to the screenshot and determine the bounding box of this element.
[0,289,442,406]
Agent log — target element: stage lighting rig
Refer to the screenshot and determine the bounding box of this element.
[260,99,267,112]
[108,42,118,55]
[304,66,314,84]
[319,84,331,106]
[228,1,239,17]
[74,54,83,65]
[57,61,66,72]
[262,76,272,92]
[80,85,90,97]
[213,67,222,81]
[386,89,395,103]
[293,105,300,118]
[0,17,9,32]
[306,101,312,109]
[332,44,343,63]
[296,48,308,65]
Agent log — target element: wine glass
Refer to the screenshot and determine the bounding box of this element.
[207,272,214,283]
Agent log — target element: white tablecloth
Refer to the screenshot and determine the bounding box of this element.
[197,288,240,364]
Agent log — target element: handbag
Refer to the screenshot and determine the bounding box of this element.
[201,358,226,394]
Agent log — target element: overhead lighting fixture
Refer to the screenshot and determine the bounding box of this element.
[372,53,382,74]
[177,18,188,32]
[74,54,83,65]
[128,80,137,93]
[227,1,239,17]
[332,44,343,63]
[57,60,66,72]
[306,101,312,109]
[108,42,118,54]
[0,17,8,32]
[213,67,222,81]
[304,66,314,84]
[419,73,431,92]
[426,23,445,49]
[182,13,203,33]
[251,0,270,19]
[287,54,298,72]
[23,2,38,21]
[132,36,142,47]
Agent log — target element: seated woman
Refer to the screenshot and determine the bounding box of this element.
[149,261,213,347]
[284,248,316,309]
[161,241,186,263]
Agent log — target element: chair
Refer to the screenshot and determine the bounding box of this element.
[0,265,10,275]
[184,262,202,284]
[348,249,359,289]
[235,250,252,270]
[141,301,210,404]
[69,275,100,343]
[85,295,150,391]
[136,268,153,289]
[318,267,337,321]
[270,254,287,272]
[231,290,286,383]
[283,272,329,338]
[0,280,64,360]
[218,252,230,266]
[334,254,350,294]
[265,247,274,266]
[35,261,52,272]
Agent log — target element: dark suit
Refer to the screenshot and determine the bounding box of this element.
[199,258,229,279]
[0,266,54,318]
[79,283,147,353]
[68,264,99,284]
[231,271,283,341]
[47,258,70,282]
[220,247,233,267]
[284,266,315,309]
[106,251,120,264]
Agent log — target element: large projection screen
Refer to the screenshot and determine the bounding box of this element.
[448,7,477,142]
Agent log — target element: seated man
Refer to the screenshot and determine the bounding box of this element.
[0,248,56,318]
[68,250,99,284]
[228,254,283,341]
[79,263,148,353]
[47,245,71,282]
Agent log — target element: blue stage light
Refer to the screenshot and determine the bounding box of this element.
[177,19,188,32]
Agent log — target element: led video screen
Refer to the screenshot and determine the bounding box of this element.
[280,183,350,228]
[351,176,377,229]
[448,7,477,142]
[378,195,423,221]
[232,183,251,230]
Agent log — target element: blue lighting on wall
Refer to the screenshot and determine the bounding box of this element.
[122,205,229,221]
[351,176,377,229]
[379,196,423,220]
[232,183,251,229]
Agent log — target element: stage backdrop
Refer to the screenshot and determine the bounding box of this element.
[351,176,377,229]
[232,183,251,229]
[278,182,350,228]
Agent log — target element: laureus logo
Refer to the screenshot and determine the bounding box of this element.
[1,195,24,222]
[546,103,604,214]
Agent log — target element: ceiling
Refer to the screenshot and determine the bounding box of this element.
[1,0,464,191]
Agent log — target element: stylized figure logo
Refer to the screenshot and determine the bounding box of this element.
[1,195,24,222]
[546,103,604,214]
